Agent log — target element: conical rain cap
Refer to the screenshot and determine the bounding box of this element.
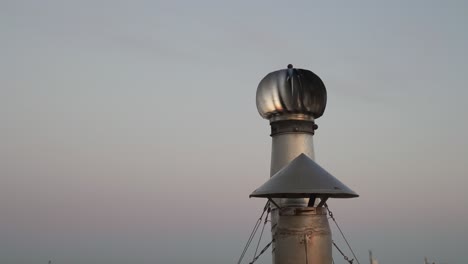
[250,153,358,199]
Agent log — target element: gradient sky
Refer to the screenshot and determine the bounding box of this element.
[1,1,468,264]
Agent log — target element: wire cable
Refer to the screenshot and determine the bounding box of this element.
[237,201,270,264]
[252,208,270,260]
[249,239,274,264]
[325,203,361,264]
[333,240,354,264]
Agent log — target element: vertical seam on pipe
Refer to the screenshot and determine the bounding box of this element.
[304,234,308,264]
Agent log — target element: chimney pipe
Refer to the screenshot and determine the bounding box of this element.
[253,65,357,264]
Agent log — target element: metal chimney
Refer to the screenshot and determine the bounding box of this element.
[252,65,358,264]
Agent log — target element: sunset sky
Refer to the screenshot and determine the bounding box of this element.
[1,1,468,264]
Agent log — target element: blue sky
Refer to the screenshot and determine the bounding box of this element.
[1,1,468,263]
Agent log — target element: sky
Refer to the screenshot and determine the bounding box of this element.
[1,0,468,263]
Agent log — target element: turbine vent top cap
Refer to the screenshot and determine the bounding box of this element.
[256,65,327,120]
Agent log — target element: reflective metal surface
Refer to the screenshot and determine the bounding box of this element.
[271,207,332,264]
[254,65,348,264]
[256,65,327,120]
[271,132,315,207]
[270,113,315,123]
[251,153,359,199]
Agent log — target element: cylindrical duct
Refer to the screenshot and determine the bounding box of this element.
[270,121,315,207]
[269,119,332,264]
[272,207,332,264]
[256,65,332,264]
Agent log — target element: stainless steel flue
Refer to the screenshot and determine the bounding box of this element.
[252,65,358,264]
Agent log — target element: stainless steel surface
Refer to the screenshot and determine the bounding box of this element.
[271,131,316,207]
[270,113,315,123]
[254,66,340,264]
[271,132,315,174]
[268,121,331,263]
[251,153,359,199]
[271,207,332,264]
[256,65,327,120]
